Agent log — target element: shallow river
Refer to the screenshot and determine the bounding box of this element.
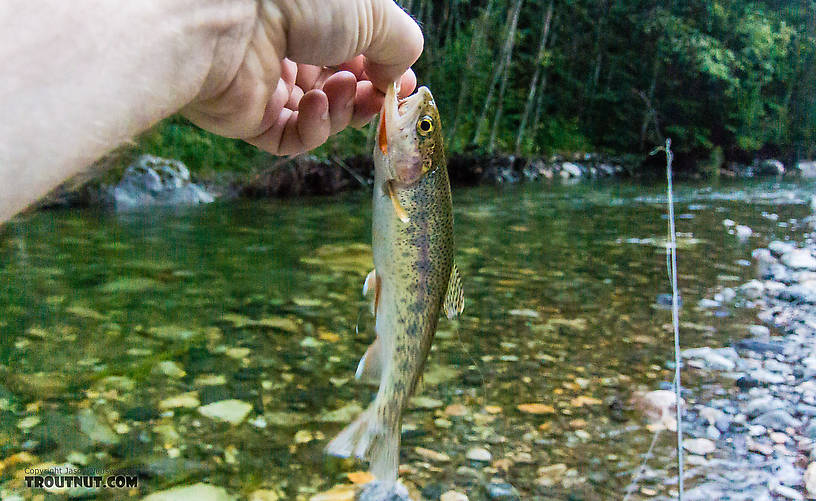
[0,179,814,499]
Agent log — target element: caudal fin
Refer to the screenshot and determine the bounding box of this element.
[326,405,400,483]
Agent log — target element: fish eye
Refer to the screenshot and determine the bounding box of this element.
[417,116,434,135]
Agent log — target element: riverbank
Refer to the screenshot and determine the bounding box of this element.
[36,151,816,211]
[656,220,816,499]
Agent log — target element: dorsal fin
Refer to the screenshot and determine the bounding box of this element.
[443,263,465,319]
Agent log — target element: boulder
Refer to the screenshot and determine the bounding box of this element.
[111,155,214,210]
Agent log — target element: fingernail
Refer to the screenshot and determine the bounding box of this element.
[322,108,330,120]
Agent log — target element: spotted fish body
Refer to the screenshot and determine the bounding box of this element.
[326,85,463,483]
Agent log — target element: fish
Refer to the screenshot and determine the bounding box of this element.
[326,83,464,484]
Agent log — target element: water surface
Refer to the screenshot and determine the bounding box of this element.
[1,179,813,499]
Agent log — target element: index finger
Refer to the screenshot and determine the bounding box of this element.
[361,0,423,92]
[272,0,423,92]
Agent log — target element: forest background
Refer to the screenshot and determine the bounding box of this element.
[131,0,816,176]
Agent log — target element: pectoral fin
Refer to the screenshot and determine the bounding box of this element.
[443,263,465,319]
[386,180,410,224]
[355,337,383,384]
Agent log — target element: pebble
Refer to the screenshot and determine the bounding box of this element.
[736,339,784,354]
[769,241,796,256]
[309,484,358,501]
[747,437,774,456]
[748,325,771,337]
[745,396,787,417]
[77,409,119,445]
[148,325,199,341]
[770,432,788,444]
[466,447,492,463]
[774,484,805,500]
[159,392,201,410]
[197,400,252,425]
[805,462,816,497]
[751,369,786,385]
[753,410,801,430]
[153,360,187,378]
[781,249,816,270]
[414,447,451,463]
[735,225,753,240]
[740,280,765,299]
[319,403,364,423]
[445,403,468,417]
[17,416,40,430]
[683,438,716,455]
[440,492,468,501]
[142,483,235,501]
[248,490,281,501]
[698,298,721,309]
[484,482,520,501]
[517,403,555,414]
[536,463,567,487]
[410,396,443,410]
[682,347,737,371]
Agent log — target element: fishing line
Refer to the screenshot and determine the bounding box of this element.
[656,138,684,500]
[451,319,507,460]
[622,426,662,501]
[625,139,684,500]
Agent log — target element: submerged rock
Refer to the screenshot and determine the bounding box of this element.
[319,403,364,423]
[77,409,119,445]
[484,482,520,501]
[440,492,469,501]
[142,483,234,501]
[197,400,252,425]
[466,447,492,463]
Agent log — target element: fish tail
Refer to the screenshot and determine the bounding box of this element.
[326,404,399,484]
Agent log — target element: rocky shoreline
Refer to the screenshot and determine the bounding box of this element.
[661,230,816,499]
[37,152,816,211]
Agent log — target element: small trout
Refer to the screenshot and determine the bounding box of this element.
[326,84,464,483]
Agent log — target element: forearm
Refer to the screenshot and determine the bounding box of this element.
[0,0,255,221]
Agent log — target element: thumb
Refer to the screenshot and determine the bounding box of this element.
[271,0,423,91]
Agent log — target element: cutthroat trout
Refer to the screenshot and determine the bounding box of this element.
[326,84,464,484]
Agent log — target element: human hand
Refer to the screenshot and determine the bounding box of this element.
[182,0,423,156]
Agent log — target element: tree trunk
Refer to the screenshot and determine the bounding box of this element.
[514,0,554,155]
[448,0,498,148]
[487,0,523,152]
[530,29,557,144]
[473,0,524,147]
[640,50,660,150]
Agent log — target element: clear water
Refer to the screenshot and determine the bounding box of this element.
[0,179,813,499]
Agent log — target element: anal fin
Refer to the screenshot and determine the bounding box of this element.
[443,263,465,319]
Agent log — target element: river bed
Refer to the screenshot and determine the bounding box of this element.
[1,179,813,500]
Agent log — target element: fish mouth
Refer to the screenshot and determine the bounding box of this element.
[381,85,433,157]
[388,86,432,132]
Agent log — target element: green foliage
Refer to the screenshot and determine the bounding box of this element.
[136,0,815,172]
[136,116,270,174]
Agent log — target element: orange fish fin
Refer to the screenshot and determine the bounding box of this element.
[386,180,410,223]
[378,112,388,155]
